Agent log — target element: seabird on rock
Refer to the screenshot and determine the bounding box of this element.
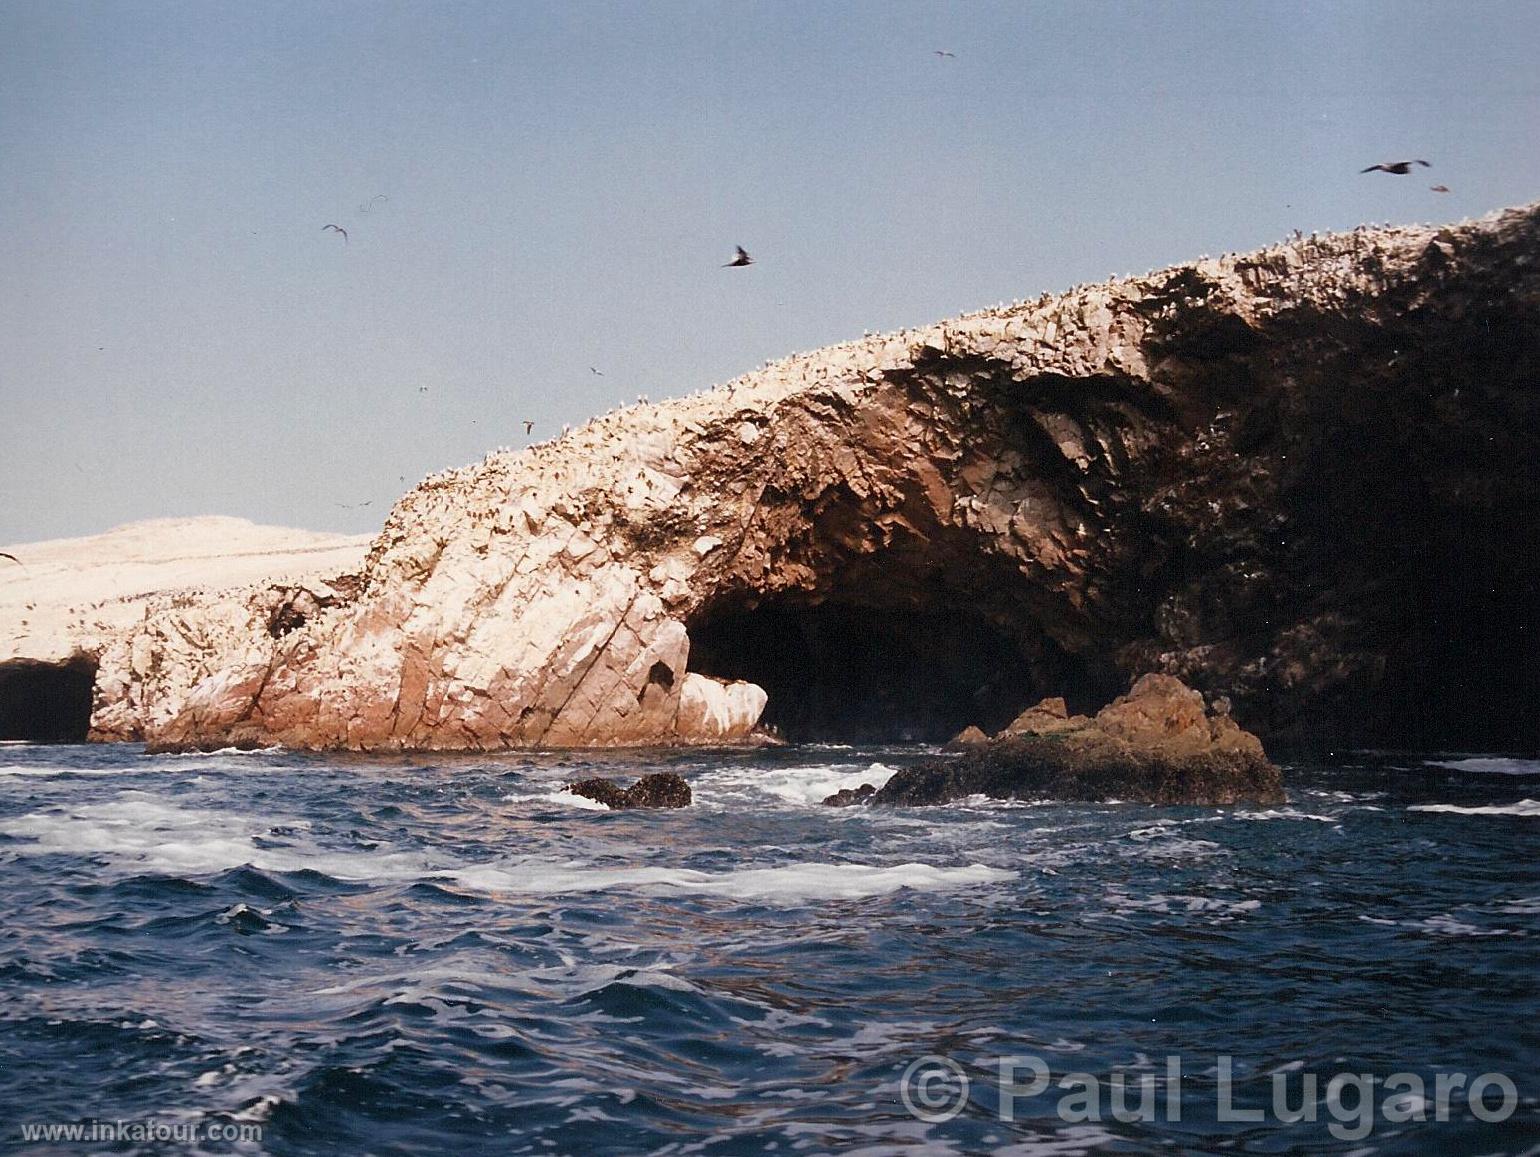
[1360,160,1430,175]
[322,223,348,243]
[723,245,753,268]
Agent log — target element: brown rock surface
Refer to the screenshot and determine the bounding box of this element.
[943,725,991,750]
[1001,696,1080,736]
[862,674,1282,807]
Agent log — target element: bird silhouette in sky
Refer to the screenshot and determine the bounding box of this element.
[589,366,604,376]
[1430,184,1451,193]
[0,552,21,567]
[934,50,956,58]
[1360,160,1430,175]
[322,224,348,243]
[337,501,372,510]
[723,245,753,268]
[358,194,388,214]
[524,421,535,435]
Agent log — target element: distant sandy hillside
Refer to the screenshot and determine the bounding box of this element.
[0,517,371,663]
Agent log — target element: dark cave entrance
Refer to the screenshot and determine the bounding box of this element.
[0,658,97,744]
[687,598,1107,744]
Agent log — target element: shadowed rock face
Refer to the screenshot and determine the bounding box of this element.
[0,658,97,743]
[120,202,1540,753]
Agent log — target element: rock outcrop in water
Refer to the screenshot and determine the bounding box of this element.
[6,204,1539,753]
[843,674,1283,807]
[566,772,693,809]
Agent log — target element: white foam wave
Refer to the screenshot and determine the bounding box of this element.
[521,789,611,811]
[696,761,899,808]
[1358,912,1518,937]
[0,764,135,778]
[1233,807,1339,823]
[1430,758,1540,777]
[0,793,440,880]
[154,746,285,757]
[1408,799,1540,817]
[444,860,1014,902]
[0,791,1014,902]
[1102,889,1260,918]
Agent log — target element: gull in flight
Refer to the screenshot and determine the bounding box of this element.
[1430,184,1451,193]
[322,224,348,243]
[934,50,956,58]
[1360,160,1430,175]
[524,421,534,435]
[589,366,604,376]
[723,245,753,268]
[0,551,21,567]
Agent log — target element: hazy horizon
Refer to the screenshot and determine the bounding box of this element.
[4,0,1538,544]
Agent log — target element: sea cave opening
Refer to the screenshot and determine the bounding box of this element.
[686,597,1107,745]
[0,658,97,744]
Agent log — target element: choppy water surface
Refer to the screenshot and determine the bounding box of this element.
[0,743,1536,1155]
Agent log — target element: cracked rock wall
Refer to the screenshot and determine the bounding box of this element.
[108,202,1540,751]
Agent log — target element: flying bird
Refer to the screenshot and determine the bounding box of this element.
[589,366,604,376]
[524,421,535,435]
[0,551,21,567]
[322,224,348,243]
[359,194,389,213]
[723,245,753,268]
[1360,160,1430,175]
[1430,184,1451,193]
[934,50,956,58]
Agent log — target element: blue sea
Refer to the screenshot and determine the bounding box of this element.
[0,743,1536,1155]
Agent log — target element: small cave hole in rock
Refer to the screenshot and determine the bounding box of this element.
[639,660,676,702]
[0,658,98,744]
[687,598,1100,744]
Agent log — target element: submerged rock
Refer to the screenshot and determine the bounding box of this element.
[821,783,878,807]
[857,675,1283,807]
[567,772,692,809]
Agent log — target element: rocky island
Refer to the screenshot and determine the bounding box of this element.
[2,203,1537,769]
[828,674,1283,807]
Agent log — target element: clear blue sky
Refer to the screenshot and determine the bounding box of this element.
[2,0,1536,542]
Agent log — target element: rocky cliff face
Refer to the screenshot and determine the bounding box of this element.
[0,519,370,744]
[18,204,1538,753]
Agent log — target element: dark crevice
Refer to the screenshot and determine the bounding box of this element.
[639,660,675,702]
[688,599,1111,744]
[0,658,98,744]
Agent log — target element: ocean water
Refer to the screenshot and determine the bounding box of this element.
[0,744,1536,1155]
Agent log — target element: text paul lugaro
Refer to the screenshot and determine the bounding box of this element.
[905,1054,1519,1139]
